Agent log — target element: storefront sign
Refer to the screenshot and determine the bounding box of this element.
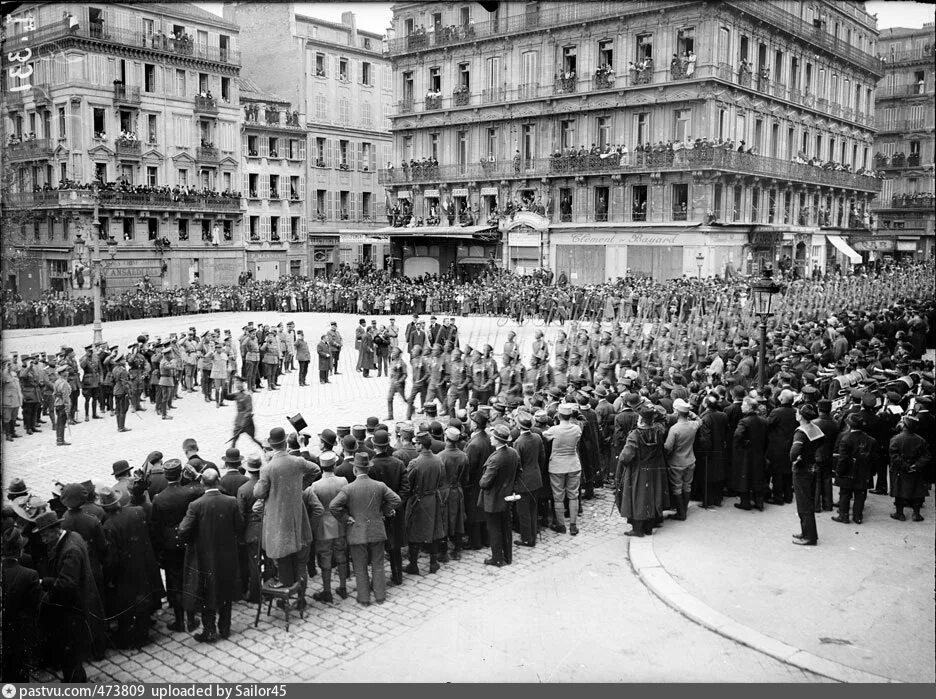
[896,240,918,252]
[452,188,469,197]
[339,233,390,243]
[480,187,498,196]
[309,236,338,246]
[568,232,680,246]
[246,251,286,260]
[850,238,894,252]
[508,231,541,247]
[105,265,162,279]
[424,189,440,198]
[396,190,412,198]
[748,231,784,247]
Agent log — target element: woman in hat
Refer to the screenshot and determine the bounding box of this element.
[615,406,670,537]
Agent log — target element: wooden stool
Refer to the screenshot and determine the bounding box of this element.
[255,581,303,631]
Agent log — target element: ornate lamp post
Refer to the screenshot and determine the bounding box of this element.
[72,185,118,345]
[750,266,781,389]
[695,252,705,279]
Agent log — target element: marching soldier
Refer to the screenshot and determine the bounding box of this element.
[387,347,408,420]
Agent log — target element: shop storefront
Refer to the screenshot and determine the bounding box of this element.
[309,235,339,278]
[246,249,287,281]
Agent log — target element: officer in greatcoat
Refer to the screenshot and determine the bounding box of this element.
[402,433,445,575]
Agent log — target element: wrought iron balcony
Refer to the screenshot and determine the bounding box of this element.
[553,76,577,95]
[113,84,141,105]
[194,95,218,114]
[884,194,935,209]
[4,138,53,161]
[378,148,882,193]
[424,94,443,110]
[196,145,220,163]
[2,189,243,212]
[115,139,142,159]
[453,89,471,106]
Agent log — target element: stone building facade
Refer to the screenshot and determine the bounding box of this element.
[871,24,935,262]
[380,0,883,281]
[224,3,393,275]
[2,2,244,298]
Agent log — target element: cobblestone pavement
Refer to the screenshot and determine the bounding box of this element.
[5,313,827,682]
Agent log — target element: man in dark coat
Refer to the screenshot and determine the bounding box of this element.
[237,456,265,603]
[513,414,545,547]
[889,415,931,522]
[369,429,407,584]
[765,390,798,504]
[402,433,445,575]
[59,482,106,593]
[694,395,729,508]
[35,511,107,682]
[615,407,669,536]
[722,385,746,492]
[576,394,601,499]
[151,460,204,632]
[464,411,492,550]
[832,412,876,524]
[732,397,769,510]
[479,424,520,567]
[99,485,164,648]
[438,426,468,560]
[1,527,40,682]
[316,334,332,384]
[179,468,244,643]
[812,399,840,512]
[219,448,249,496]
[295,330,312,386]
[329,453,402,605]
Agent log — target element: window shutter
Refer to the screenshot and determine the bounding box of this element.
[299,176,305,200]
[280,176,288,200]
[242,173,248,195]
[299,137,307,160]
[351,191,358,220]
[326,190,334,220]
[260,174,268,198]
[369,147,376,172]
[300,216,307,238]
[356,142,363,170]
[329,139,336,167]
[376,197,385,220]
[260,136,269,158]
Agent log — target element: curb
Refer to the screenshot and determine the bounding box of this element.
[627,536,900,684]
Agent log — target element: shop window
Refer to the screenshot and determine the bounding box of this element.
[632,185,648,221]
[672,183,688,220]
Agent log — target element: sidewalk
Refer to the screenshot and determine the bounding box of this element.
[631,491,935,683]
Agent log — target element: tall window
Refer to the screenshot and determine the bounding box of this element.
[598,39,614,69]
[718,27,730,65]
[486,56,501,90]
[486,127,498,159]
[635,112,649,145]
[562,46,577,74]
[58,107,66,139]
[521,51,538,88]
[147,114,157,143]
[429,67,441,92]
[560,119,575,150]
[596,117,610,149]
[456,130,468,173]
[429,133,439,160]
[521,124,535,166]
[674,109,690,141]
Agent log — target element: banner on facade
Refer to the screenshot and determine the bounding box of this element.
[452,188,469,197]
[424,189,440,198]
[480,187,498,196]
[850,238,894,252]
[397,191,412,198]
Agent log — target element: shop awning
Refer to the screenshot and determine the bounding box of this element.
[456,257,492,265]
[826,234,862,264]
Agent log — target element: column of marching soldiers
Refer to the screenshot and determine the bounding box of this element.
[2,293,934,683]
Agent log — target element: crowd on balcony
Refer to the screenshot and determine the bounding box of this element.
[669,51,697,80]
[22,177,242,202]
[425,88,443,108]
[627,57,653,84]
[387,197,481,229]
[390,156,441,180]
[6,132,38,146]
[555,69,577,94]
[874,152,922,169]
[891,192,935,207]
[594,64,616,88]
[196,90,216,108]
[116,130,139,145]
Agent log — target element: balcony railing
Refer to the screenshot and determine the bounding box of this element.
[453,89,470,106]
[194,95,218,114]
[2,21,240,65]
[196,145,220,163]
[113,84,141,104]
[481,87,507,104]
[3,190,243,212]
[884,194,935,209]
[425,94,443,110]
[877,118,930,132]
[518,82,540,100]
[882,47,933,64]
[876,83,933,98]
[874,153,923,169]
[115,139,142,158]
[398,97,414,114]
[553,76,577,95]
[379,148,882,192]
[387,1,681,55]
[4,138,53,161]
[722,0,884,78]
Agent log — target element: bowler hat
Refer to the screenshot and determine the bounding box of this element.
[319,428,337,447]
[366,416,380,430]
[268,427,287,447]
[517,413,533,429]
[372,430,391,448]
[112,460,131,477]
[60,483,87,510]
[223,448,242,464]
[429,421,443,437]
[33,511,61,533]
[341,434,358,453]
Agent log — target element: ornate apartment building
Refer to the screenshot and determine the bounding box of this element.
[2,3,244,297]
[380,0,883,282]
[239,78,309,279]
[871,24,935,261]
[224,4,393,275]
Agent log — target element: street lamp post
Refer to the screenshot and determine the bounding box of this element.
[695,252,705,279]
[750,266,781,389]
[72,183,117,346]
